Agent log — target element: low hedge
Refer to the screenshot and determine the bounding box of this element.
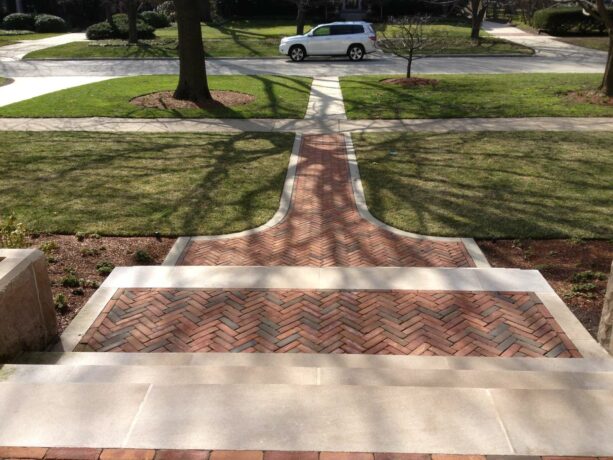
[2,13,35,31]
[140,11,170,29]
[86,14,155,40]
[34,14,68,33]
[533,7,609,35]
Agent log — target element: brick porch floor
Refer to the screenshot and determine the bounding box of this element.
[178,135,475,268]
[79,288,580,357]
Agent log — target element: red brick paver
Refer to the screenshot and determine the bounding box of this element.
[79,288,579,357]
[46,448,102,460]
[0,447,48,459]
[179,135,474,268]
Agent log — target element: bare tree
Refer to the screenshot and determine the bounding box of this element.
[174,0,213,104]
[284,0,327,35]
[574,0,613,95]
[379,16,432,78]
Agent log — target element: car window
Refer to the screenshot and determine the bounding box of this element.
[313,26,331,37]
[351,25,364,34]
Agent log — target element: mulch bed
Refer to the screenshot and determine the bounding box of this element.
[566,90,613,106]
[28,234,175,333]
[381,77,439,87]
[479,239,612,338]
[130,90,255,110]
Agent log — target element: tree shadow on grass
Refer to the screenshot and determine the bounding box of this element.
[352,132,613,239]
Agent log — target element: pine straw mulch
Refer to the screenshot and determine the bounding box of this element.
[130,90,255,110]
[381,77,439,87]
[479,239,613,338]
[29,234,175,333]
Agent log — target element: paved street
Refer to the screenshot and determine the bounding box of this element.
[0,51,605,78]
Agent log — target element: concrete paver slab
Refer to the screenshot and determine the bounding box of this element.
[0,382,148,447]
[127,384,513,453]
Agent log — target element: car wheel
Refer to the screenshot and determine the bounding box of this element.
[289,45,306,62]
[348,44,365,61]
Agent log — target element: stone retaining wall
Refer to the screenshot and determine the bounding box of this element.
[0,249,57,362]
[598,261,613,356]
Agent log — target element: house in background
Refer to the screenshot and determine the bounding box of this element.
[339,0,368,20]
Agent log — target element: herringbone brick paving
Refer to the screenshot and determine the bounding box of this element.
[178,134,475,267]
[80,288,580,357]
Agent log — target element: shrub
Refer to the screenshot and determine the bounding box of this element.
[39,241,59,254]
[96,261,115,275]
[34,14,68,33]
[61,273,80,288]
[155,1,176,23]
[86,14,155,40]
[134,249,154,264]
[2,13,35,31]
[140,11,170,29]
[54,293,68,312]
[532,7,609,35]
[0,214,27,248]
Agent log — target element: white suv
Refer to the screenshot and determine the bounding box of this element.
[279,21,377,62]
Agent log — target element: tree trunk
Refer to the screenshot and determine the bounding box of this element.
[598,261,613,355]
[174,0,212,104]
[470,0,487,41]
[127,0,138,44]
[296,2,306,35]
[406,53,413,78]
[200,0,212,23]
[603,34,613,96]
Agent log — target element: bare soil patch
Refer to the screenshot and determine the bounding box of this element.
[130,90,255,110]
[479,239,612,338]
[566,90,613,106]
[381,77,439,87]
[29,234,175,333]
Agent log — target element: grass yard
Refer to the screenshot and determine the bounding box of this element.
[353,131,613,239]
[24,19,531,59]
[0,77,11,87]
[0,132,294,236]
[554,36,610,52]
[0,75,312,118]
[341,74,613,119]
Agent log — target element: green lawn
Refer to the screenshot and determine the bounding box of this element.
[554,36,610,52]
[24,19,531,59]
[341,74,613,119]
[0,132,294,236]
[353,132,613,238]
[0,31,61,47]
[0,75,312,118]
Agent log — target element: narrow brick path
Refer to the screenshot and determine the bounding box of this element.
[79,288,579,357]
[179,135,475,267]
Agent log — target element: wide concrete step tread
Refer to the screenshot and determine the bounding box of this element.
[3,362,613,389]
[0,381,612,455]
[17,351,613,372]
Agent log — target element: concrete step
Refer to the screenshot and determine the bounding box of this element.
[3,362,613,390]
[16,351,613,372]
[0,380,612,455]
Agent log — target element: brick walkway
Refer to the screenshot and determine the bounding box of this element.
[178,135,475,267]
[79,288,580,357]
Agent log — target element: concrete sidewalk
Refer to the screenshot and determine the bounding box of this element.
[1,116,612,133]
[0,33,86,62]
[0,76,113,107]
